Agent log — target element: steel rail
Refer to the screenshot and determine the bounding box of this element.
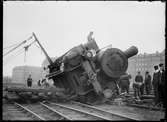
[71,101,140,121]
[126,103,165,111]
[14,102,45,120]
[50,102,112,120]
[40,102,72,120]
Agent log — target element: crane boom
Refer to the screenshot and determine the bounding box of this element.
[32,32,53,65]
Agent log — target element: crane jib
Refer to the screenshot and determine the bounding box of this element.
[32,32,53,65]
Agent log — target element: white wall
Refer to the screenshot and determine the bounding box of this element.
[12,66,42,86]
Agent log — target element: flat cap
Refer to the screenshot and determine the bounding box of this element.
[159,63,164,67]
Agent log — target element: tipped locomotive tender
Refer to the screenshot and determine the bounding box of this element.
[36,32,138,103]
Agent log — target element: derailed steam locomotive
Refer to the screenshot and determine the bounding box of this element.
[34,32,138,103]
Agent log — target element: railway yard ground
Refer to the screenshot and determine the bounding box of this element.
[3,98,165,120]
[3,83,165,121]
[3,101,165,120]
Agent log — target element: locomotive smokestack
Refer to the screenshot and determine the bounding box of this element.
[124,46,138,58]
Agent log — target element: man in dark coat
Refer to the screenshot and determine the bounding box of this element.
[135,71,144,95]
[38,80,41,87]
[27,74,33,87]
[152,65,160,105]
[118,73,131,94]
[144,71,152,95]
[158,63,165,108]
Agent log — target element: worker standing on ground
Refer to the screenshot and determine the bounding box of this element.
[41,78,50,88]
[144,71,152,95]
[152,65,160,106]
[158,63,165,108]
[38,79,41,87]
[133,71,144,99]
[27,74,33,88]
[135,71,144,95]
[118,73,131,94]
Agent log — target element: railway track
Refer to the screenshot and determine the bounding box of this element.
[3,102,71,120]
[48,101,139,120]
[4,101,138,120]
[126,103,165,111]
[23,103,71,120]
[3,103,43,120]
[42,102,104,120]
[4,99,163,120]
[72,101,141,120]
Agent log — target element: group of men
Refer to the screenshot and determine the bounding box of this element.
[26,74,50,88]
[118,63,165,108]
[37,78,50,88]
[133,71,152,99]
[152,63,165,108]
[133,63,165,108]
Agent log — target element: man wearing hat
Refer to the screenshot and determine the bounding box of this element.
[118,73,131,94]
[144,71,152,95]
[133,71,144,99]
[152,65,160,105]
[158,63,165,108]
[27,74,33,88]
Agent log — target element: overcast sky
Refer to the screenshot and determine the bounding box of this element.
[3,1,165,76]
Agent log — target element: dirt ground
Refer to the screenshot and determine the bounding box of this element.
[94,104,165,121]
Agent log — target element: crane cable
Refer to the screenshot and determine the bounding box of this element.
[3,47,24,61]
[3,42,21,50]
[23,40,36,63]
[3,35,33,57]
[3,48,25,66]
[3,33,43,65]
[34,42,43,55]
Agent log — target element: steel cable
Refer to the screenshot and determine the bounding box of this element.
[3,48,25,66]
[3,35,33,57]
[3,42,20,50]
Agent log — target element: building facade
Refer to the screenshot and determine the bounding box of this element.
[12,66,43,86]
[3,76,12,84]
[11,57,57,86]
[127,50,165,85]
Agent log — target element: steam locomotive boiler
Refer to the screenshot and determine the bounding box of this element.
[34,32,138,103]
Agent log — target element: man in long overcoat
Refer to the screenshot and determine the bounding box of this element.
[152,65,160,105]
